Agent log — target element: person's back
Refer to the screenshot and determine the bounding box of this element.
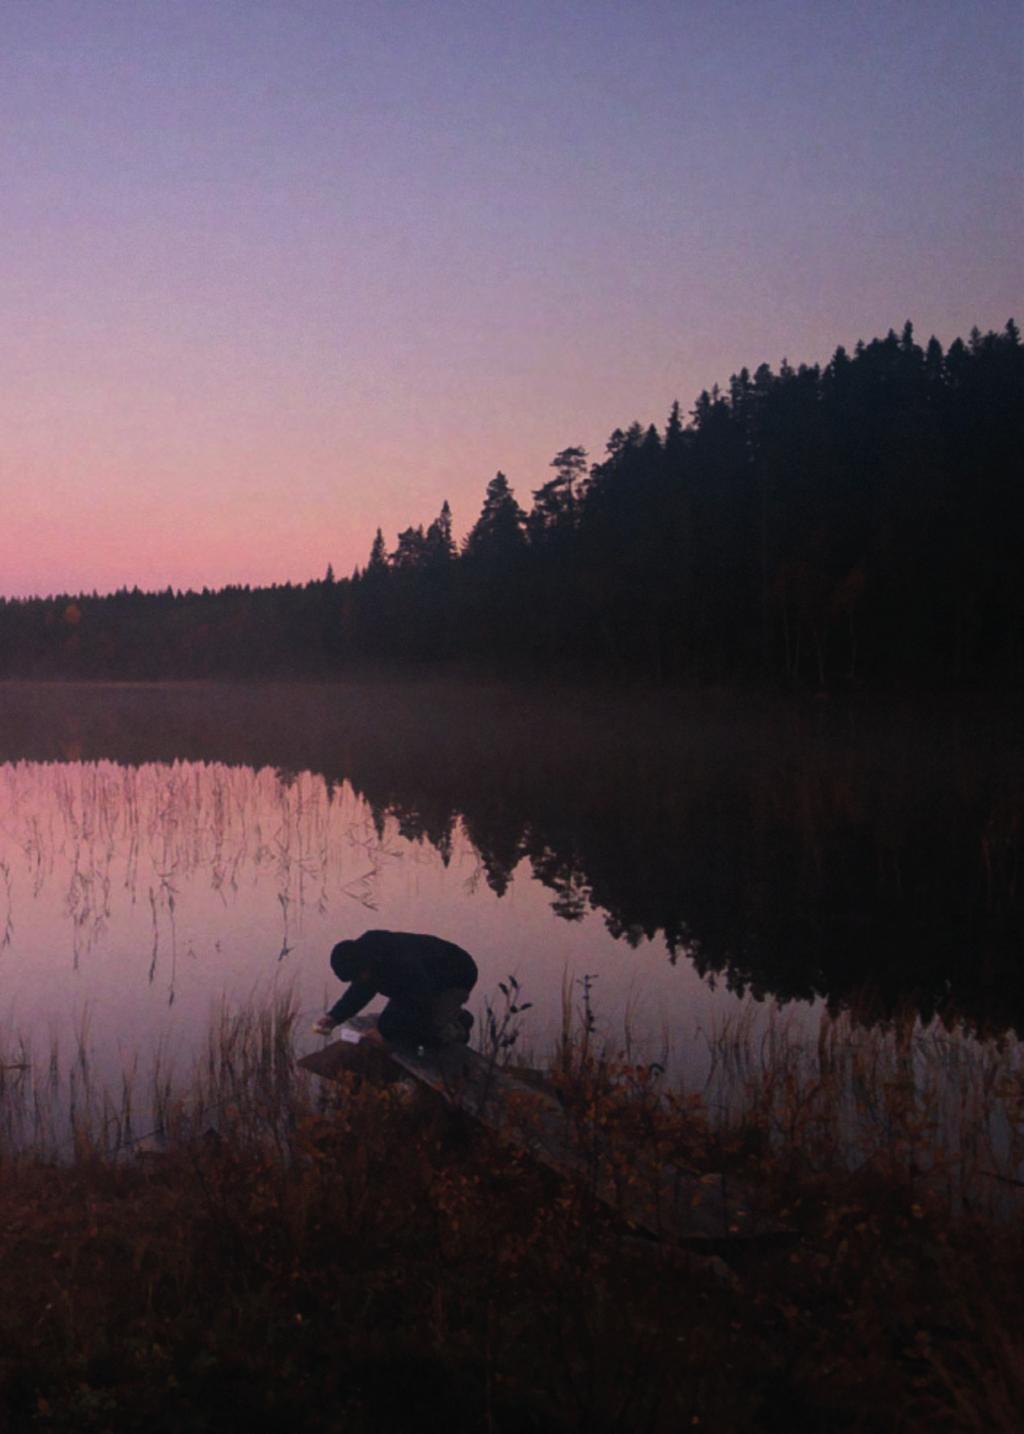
[337,930,477,998]
[315,929,478,1046]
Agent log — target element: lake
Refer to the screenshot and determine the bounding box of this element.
[1,679,1021,1144]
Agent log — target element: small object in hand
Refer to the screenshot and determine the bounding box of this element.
[312,1015,338,1037]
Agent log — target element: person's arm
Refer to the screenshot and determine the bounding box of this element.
[325,980,376,1027]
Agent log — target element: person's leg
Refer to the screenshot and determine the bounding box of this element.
[376,999,429,1046]
[428,987,474,1046]
[378,989,474,1048]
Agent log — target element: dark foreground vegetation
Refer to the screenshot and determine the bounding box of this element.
[0,322,1020,690]
[1,998,1022,1432]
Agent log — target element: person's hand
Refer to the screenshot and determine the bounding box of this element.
[312,1015,338,1037]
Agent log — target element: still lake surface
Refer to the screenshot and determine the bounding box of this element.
[1,680,1021,1122]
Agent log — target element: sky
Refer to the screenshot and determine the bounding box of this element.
[1,0,1020,598]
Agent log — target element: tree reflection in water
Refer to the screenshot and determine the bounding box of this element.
[0,679,1020,1036]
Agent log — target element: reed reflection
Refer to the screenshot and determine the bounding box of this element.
[0,680,1020,1035]
[0,760,399,1003]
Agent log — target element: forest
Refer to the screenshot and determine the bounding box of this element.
[2,320,1020,689]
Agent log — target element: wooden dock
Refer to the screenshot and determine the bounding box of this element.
[298,1018,787,1249]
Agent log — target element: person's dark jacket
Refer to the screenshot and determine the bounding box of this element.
[327,929,478,1025]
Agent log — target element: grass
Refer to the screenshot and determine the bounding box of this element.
[0,992,1022,1432]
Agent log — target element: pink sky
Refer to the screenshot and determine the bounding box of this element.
[2,0,1020,597]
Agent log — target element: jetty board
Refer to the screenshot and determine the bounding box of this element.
[299,1017,787,1248]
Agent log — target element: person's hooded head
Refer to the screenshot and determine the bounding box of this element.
[330,939,372,984]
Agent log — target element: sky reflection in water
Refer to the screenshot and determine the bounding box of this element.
[0,759,748,1093]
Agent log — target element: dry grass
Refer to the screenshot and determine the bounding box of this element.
[0,991,1021,1432]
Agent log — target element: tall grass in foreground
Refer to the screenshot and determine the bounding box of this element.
[1,993,1022,1431]
[0,991,308,1164]
[2,990,1023,1218]
[695,1003,1024,1217]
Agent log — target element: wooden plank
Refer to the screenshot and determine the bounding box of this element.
[299,1017,787,1247]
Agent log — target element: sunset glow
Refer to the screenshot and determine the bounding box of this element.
[2,0,1020,597]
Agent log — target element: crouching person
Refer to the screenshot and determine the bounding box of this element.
[313,929,477,1048]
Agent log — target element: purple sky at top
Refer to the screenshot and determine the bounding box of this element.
[1,0,1020,597]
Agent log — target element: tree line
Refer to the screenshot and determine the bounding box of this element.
[2,320,1020,688]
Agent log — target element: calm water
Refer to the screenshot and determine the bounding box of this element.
[0,757,726,1081]
[0,679,1021,1115]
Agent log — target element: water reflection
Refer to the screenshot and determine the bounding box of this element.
[0,756,733,1109]
[0,680,1021,1038]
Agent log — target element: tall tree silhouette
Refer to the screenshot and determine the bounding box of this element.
[366,529,387,574]
[424,500,456,566]
[392,526,427,570]
[528,446,587,543]
[463,473,527,562]
[460,473,528,662]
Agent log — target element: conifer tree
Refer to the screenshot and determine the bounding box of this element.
[425,500,456,564]
[528,447,587,543]
[366,529,387,574]
[463,473,526,561]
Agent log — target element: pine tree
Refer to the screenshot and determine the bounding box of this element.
[664,399,684,455]
[366,529,387,574]
[425,500,456,564]
[463,473,526,561]
[528,446,587,542]
[392,526,427,570]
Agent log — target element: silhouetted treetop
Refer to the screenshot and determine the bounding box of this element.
[463,472,527,563]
